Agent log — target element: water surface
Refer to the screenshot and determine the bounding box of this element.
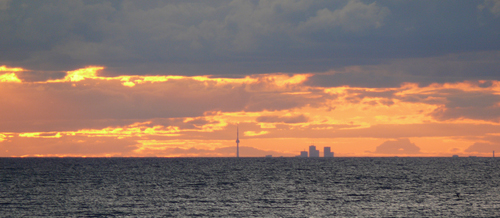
[1,157,499,216]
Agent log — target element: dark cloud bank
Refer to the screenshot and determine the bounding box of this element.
[1,0,499,87]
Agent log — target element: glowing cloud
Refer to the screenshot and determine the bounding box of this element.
[0,66,24,72]
[64,67,104,82]
[0,73,21,83]
[244,131,269,137]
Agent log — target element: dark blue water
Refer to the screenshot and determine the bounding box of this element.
[1,157,499,217]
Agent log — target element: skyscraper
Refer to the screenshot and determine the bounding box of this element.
[324,147,334,157]
[298,151,308,157]
[309,145,319,157]
[236,125,240,158]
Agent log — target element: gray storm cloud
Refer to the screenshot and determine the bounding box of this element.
[0,0,498,87]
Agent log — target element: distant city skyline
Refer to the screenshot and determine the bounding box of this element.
[296,145,334,158]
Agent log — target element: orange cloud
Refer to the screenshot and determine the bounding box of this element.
[0,66,24,72]
[1,66,500,157]
[244,131,269,137]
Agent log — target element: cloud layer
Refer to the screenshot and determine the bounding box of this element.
[0,0,498,86]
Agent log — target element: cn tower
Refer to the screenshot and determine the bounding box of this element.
[236,125,240,158]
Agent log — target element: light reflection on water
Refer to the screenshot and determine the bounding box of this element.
[1,157,499,217]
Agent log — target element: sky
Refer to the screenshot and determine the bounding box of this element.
[1,0,500,157]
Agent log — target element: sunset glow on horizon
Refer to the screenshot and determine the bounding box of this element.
[2,65,500,157]
[1,1,500,157]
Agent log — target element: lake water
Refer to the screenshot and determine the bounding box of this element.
[1,157,499,217]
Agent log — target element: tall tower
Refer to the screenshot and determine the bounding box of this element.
[236,125,240,158]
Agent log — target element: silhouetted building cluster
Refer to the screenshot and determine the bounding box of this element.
[324,147,334,157]
[297,145,334,158]
[309,145,319,157]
